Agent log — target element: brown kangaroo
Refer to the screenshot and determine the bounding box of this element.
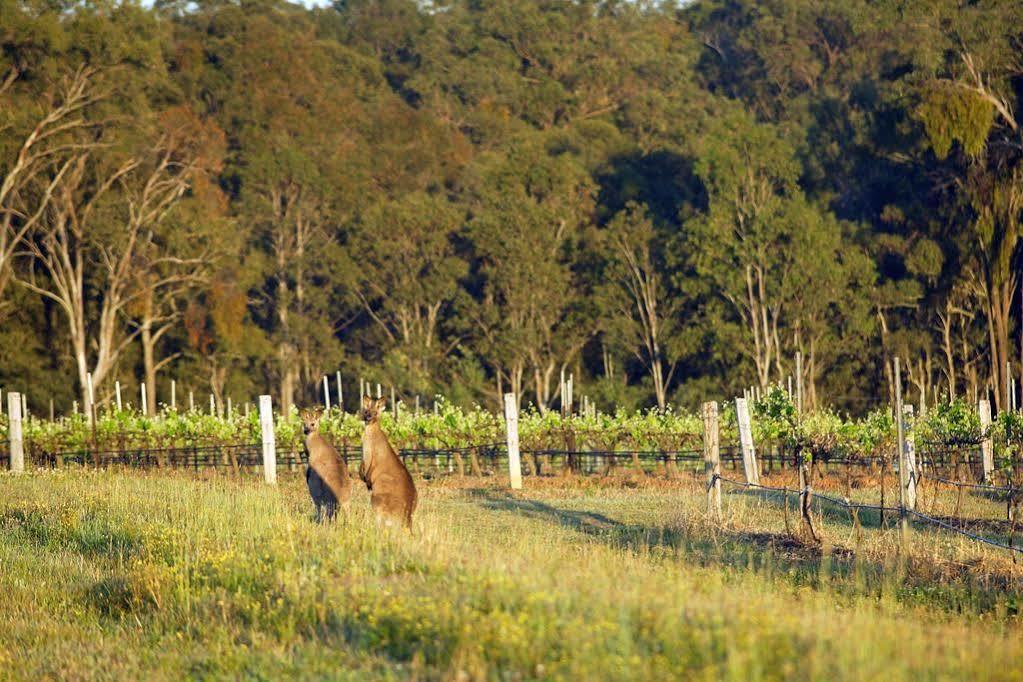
[359,396,417,528]
[301,408,352,522]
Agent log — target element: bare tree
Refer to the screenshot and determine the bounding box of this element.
[0,67,97,319]
[604,206,682,410]
[17,99,217,410]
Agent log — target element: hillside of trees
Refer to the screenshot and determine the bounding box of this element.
[2,0,1021,416]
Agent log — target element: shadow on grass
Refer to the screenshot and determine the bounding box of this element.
[465,488,1023,617]
[0,506,145,560]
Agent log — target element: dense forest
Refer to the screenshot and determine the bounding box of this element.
[1,0,1021,416]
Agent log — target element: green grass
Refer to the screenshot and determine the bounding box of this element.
[1,470,1022,680]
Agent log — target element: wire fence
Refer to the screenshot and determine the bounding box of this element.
[714,469,1023,557]
[7,434,1023,559]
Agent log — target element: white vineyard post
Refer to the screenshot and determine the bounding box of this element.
[735,397,759,485]
[8,392,24,473]
[902,403,917,510]
[259,395,277,485]
[795,351,803,414]
[86,372,95,426]
[894,357,908,541]
[504,393,522,490]
[979,399,994,483]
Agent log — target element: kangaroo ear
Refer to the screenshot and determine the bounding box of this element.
[375,397,387,412]
[362,395,373,409]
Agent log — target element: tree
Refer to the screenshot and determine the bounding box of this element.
[464,136,596,409]
[601,202,686,410]
[348,191,468,395]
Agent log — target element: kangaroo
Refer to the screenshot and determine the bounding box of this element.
[301,408,352,522]
[359,395,417,528]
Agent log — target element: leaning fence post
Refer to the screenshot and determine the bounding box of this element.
[902,403,917,510]
[735,397,759,485]
[259,395,277,485]
[323,375,331,411]
[503,393,522,490]
[979,399,994,483]
[8,392,24,473]
[703,401,721,520]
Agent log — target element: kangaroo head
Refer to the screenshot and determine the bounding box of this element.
[300,407,323,435]
[361,395,387,424]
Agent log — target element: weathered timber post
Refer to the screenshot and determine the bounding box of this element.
[894,357,908,542]
[322,375,331,411]
[795,351,803,415]
[703,401,721,520]
[259,395,277,485]
[979,399,994,484]
[736,397,760,485]
[902,403,917,511]
[504,393,523,490]
[8,392,24,473]
[86,373,95,426]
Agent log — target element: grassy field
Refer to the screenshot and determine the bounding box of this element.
[2,470,1022,681]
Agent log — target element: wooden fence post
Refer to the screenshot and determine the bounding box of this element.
[171,380,176,411]
[336,372,343,412]
[979,399,994,483]
[259,395,277,485]
[735,397,759,485]
[140,382,148,415]
[1007,361,1012,415]
[115,380,122,411]
[322,375,331,411]
[8,392,24,473]
[504,393,522,490]
[902,403,917,510]
[86,372,95,425]
[795,351,803,414]
[894,357,908,540]
[703,401,721,520]
[189,391,194,412]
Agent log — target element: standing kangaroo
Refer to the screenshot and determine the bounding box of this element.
[359,396,417,528]
[301,408,352,522]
